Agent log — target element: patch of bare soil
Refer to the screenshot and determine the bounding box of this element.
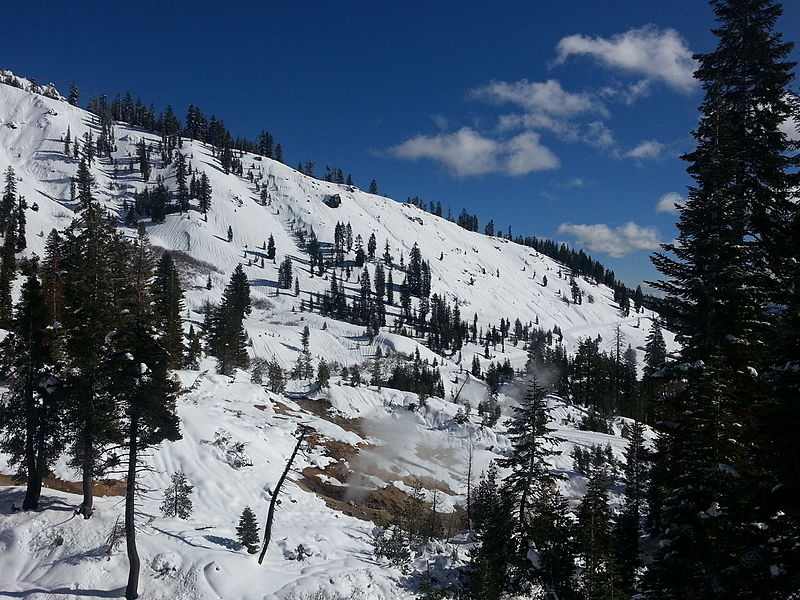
[0,473,125,496]
[291,396,365,437]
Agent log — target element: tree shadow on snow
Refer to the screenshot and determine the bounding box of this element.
[0,488,71,515]
[203,534,241,552]
[0,586,125,598]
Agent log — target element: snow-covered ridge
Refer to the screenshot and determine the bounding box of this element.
[0,78,670,362]
[0,75,675,599]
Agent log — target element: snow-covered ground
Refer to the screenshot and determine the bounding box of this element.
[0,76,675,599]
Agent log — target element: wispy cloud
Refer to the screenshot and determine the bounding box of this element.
[655,191,685,213]
[470,79,603,117]
[555,26,697,93]
[473,78,615,149]
[557,221,661,257]
[561,177,586,188]
[389,127,559,177]
[430,114,450,130]
[625,139,665,160]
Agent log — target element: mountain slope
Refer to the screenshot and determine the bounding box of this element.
[0,77,674,599]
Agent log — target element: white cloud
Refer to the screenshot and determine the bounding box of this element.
[497,113,615,148]
[599,79,652,104]
[470,79,603,117]
[473,79,615,149]
[389,127,558,177]
[625,139,664,160]
[655,192,685,213]
[557,222,661,257]
[504,132,560,175]
[585,121,615,148]
[555,26,697,93]
[563,177,586,188]
[430,114,450,130]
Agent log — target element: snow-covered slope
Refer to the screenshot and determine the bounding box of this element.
[0,78,675,599]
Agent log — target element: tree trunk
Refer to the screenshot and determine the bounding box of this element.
[22,378,39,510]
[23,470,42,511]
[125,418,140,600]
[79,445,94,519]
[258,428,306,564]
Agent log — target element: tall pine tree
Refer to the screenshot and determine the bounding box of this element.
[647,1,799,596]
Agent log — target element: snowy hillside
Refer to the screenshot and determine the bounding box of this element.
[0,77,675,599]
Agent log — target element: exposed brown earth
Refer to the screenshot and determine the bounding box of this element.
[0,473,125,496]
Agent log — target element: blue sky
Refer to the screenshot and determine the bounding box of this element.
[2,1,798,285]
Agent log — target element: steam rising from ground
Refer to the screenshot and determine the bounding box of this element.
[344,409,457,503]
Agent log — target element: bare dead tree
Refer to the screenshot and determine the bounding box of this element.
[258,426,308,564]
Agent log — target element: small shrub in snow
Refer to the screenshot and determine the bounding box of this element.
[294,543,312,561]
[105,517,126,560]
[373,525,411,570]
[212,428,253,469]
[453,405,470,424]
[251,359,267,384]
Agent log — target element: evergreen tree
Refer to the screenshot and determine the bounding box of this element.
[576,469,618,600]
[293,325,313,379]
[466,463,518,599]
[371,347,383,389]
[0,271,63,510]
[526,479,577,600]
[641,320,667,419]
[1,166,17,235]
[0,214,17,327]
[41,229,64,325]
[237,506,260,553]
[208,265,251,375]
[152,252,185,368]
[16,195,27,252]
[149,178,169,223]
[137,140,150,181]
[267,360,285,393]
[68,81,79,106]
[184,325,201,369]
[160,471,194,519]
[316,359,330,389]
[647,2,799,596]
[198,172,212,214]
[277,256,293,289]
[174,151,189,212]
[369,179,378,194]
[613,419,649,595]
[266,234,276,260]
[61,205,126,519]
[113,228,181,600]
[498,375,562,525]
[75,158,94,210]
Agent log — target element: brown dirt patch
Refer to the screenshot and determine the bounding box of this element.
[291,396,365,437]
[0,473,125,496]
[294,467,395,526]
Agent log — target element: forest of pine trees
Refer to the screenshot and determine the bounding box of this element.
[0,1,797,596]
[437,2,800,598]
